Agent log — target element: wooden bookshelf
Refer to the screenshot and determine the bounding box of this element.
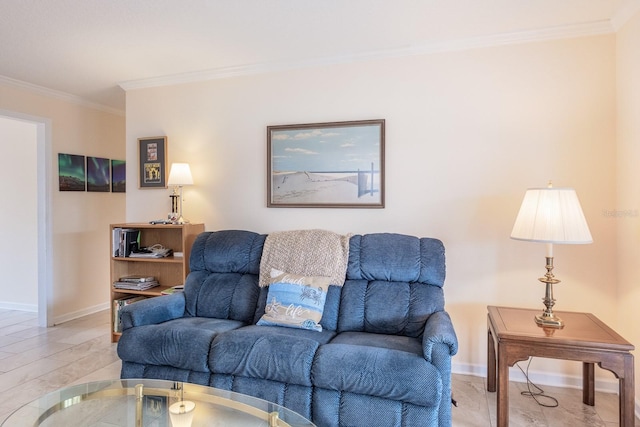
[110,223,204,342]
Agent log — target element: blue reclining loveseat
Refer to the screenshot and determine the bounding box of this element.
[117,230,458,426]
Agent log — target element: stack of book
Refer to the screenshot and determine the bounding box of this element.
[113,275,159,291]
[112,228,140,257]
[113,295,146,332]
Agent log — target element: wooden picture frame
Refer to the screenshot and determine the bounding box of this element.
[138,137,167,188]
[267,119,385,208]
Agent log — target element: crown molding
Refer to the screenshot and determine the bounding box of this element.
[611,0,640,30]
[0,75,124,116]
[119,20,615,92]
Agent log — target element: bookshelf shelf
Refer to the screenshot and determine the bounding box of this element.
[110,222,204,342]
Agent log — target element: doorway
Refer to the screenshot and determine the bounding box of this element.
[0,111,52,327]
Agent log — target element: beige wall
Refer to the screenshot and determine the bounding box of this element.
[0,82,126,323]
[616,9,640,409]
[126,34,620,386]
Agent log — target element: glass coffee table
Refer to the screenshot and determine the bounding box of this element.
[2,379,315,426]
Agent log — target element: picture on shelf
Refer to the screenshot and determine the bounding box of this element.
[86,156,110,192]
[58,153,86,191]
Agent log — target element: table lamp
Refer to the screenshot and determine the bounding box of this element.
[169,400,196,427]
[167,163,193,224]
[510,183,592,327]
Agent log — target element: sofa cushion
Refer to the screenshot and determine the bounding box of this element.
[312,343,442,407]
[257,270,330,332]
[329,331,423,356]
[337,279,444,337]
[185,230,265,320]
[347,233,445,287]
[185,272,260,321]
[209,325,335,386]
[189,230,265,275]
[117,317,244,372]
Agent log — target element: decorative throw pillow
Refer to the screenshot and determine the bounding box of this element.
[257,269,331,332]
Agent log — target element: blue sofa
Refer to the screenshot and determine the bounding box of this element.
[117,230,458,426]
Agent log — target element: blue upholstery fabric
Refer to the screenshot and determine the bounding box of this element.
[312,343,441,406]
[337,279,445,337]
[210,325,335,385]
[120,292,186,330]
[117,317,244,372]
[346,233,445,286]
[118,229,458,427]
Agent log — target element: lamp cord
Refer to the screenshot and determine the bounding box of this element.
[516,358,559,408]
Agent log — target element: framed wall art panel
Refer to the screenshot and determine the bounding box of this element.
[267,119,385,208]
[86,156,110,192]
[138,136,167,188]
[111,159,126,193]
[58,153,86,191]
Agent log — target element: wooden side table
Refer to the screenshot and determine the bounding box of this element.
[487,306,634,426]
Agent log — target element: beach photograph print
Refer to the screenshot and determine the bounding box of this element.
[58,153,85,191]
[268,119,385,208]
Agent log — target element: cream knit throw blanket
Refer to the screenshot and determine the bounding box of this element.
[259,229,351,287]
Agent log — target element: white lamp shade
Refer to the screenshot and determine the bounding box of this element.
[168,163,193,186]
[169,400,195,427]
[511,187,593,244]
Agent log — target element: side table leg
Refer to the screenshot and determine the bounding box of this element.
[582,362,594,405]
[497,345,509,426]
[487,323,496,392]
[620,354,635,427]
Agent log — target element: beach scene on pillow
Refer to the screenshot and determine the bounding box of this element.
[257,269,331,332]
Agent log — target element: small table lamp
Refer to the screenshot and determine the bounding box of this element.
[510,183,592,328]
[167,163,193,224]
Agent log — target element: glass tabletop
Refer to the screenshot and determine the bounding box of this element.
[2,379,315,427]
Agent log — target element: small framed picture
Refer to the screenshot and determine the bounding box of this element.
[267,119,385,208]
[58,153,86,191]
[111,159,126,193]
[86,156,110,192]
[138,137,167,188]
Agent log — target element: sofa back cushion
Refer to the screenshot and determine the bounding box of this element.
[186,230,446,337]
[337,233,446,338]
[186,230,266,322]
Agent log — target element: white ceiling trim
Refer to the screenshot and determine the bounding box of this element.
[119,20,614,92]
[612,0,640,29]
[0,75,124,117]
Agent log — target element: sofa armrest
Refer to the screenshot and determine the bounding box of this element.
[422,310,458,362]
[120,293,186,331]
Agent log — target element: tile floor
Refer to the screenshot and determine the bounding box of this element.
[0,308,636,426]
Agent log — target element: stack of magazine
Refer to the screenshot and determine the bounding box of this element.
[113,275,159,291]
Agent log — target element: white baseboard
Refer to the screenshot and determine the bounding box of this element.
[452,361,640,419]
[0,301,38,312]
[52,302,110,325]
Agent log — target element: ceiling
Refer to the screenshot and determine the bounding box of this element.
[2,0,639,113]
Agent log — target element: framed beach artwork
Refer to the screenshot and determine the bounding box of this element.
[138,136,167,188]
[267,119,385,208]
